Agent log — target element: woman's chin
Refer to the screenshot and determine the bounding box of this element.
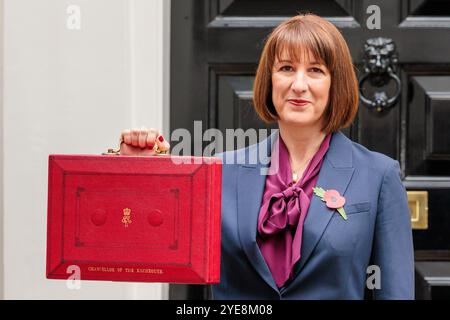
[279,117,317,128]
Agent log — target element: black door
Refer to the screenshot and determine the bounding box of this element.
[170,0,450,299]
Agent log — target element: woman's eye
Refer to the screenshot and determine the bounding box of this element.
[310,67,324,73]
[280,65,293,72]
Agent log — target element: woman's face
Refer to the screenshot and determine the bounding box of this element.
[271,50,331,130]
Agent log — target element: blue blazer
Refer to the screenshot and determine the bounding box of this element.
[212,130,414,299]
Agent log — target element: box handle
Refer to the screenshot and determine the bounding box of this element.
[102,139,168,156]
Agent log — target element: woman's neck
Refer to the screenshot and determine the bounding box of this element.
[278,122,327,175]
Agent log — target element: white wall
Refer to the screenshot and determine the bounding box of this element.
[2,0,170,299]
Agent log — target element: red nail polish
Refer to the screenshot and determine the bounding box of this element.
[158,136,164,142]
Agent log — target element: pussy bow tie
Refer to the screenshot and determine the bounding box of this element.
[258,185,310,236]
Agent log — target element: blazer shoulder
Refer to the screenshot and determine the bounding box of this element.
[213,139,270,166]
[212,149,242,165]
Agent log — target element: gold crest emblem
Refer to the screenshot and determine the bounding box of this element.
[121,208,132,227]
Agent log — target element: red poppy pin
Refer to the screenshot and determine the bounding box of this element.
[313,187,347,220]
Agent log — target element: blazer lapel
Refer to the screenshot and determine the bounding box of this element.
[237,132,279,292]
[293,131,355,276]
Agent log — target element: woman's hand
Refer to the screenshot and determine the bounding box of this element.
[119,127,170,156]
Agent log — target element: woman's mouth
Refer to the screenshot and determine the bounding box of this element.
[288,99,311,107]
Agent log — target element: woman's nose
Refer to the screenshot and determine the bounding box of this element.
[291,71,308,92]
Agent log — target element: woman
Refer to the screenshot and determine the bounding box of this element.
[119,14,414,300]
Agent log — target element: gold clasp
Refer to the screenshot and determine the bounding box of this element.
[102,148,121,156]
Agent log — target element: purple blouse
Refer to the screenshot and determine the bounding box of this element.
[257,133,332,288]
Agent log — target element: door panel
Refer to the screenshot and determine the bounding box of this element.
[408,76,450,177]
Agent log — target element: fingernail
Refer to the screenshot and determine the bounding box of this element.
[158,136,164,142]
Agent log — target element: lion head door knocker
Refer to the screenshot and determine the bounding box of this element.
[359,37,401,112]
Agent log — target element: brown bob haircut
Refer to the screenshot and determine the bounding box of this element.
[253,14,359,134]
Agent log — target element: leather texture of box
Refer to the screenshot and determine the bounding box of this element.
[46,154,222,284]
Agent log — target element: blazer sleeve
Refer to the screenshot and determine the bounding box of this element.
[372,160,415,300]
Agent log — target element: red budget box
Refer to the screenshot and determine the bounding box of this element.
[46,154,222,284]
